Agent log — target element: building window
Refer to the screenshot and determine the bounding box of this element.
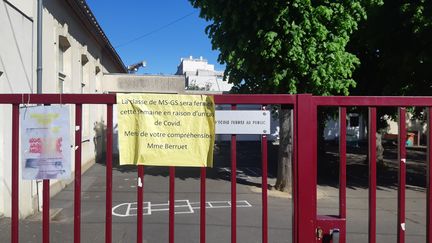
[95,66,101,93]
[80,54,89,93]
[58,45,64,73]
[58,35,70,93]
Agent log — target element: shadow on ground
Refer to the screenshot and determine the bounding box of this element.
[318,140,426,192]
[96,141,279,189]
[95,139,427,192]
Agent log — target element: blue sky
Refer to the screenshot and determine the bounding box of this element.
[86,0,224,74]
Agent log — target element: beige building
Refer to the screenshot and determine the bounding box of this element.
[0,0,126,217]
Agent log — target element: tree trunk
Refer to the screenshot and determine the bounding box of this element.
[274,106,292,193]
[376,132,385,166]
[364,113,386,166]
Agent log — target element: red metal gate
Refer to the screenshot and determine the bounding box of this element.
[297,95,432,243]
[1,94,432,243]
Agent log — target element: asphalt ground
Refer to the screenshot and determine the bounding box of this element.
[0,141,429,242]
[0,164,292,243]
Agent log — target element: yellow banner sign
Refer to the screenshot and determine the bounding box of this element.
[117,93,215,167]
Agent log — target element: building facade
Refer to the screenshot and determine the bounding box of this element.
[0,0,126,217]
[176,56,233,93]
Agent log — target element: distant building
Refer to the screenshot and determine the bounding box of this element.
[324,113,367,143]
[176,56,232,93]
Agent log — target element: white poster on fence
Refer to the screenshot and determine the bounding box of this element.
[21,105,71,180]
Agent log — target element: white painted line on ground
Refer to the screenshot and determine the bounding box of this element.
[112,199,252,217]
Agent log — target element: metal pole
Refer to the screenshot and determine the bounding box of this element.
[37,0,43,93]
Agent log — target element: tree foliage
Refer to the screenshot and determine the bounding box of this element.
[190,0,380,95]
[350,0,432,97]
[190,0,381,192]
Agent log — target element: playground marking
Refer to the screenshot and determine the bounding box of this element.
[112,199,252,217]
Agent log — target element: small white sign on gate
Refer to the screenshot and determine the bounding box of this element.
[215,110,270,134]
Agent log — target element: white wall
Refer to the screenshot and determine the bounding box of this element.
[102,74,186,94]
[187,75,233,92]
[0,0,37,217]
[4,0,33,18]
[324,114,366,142]
[0,0,124,217]
[179,57,215,73]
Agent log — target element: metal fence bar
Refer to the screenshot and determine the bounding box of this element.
[43,180,50,243]
[105,104,113,243]
[74,104,82,243]
[398,108,406,243]
[11,104,19,243]
[5,94,432,106]
[10,94,432,243]
[261,125,268,243]
[200,167,206,243]
[368,107,377,243]
[295,94,316,243]
[137,165,144,243]
[292,106,298,243]
[313,96,432,107]
[0,94,117,104]
[169,167,175,243]
[339,107,347,219]
[231,104,237,243]
[428,107,432,243]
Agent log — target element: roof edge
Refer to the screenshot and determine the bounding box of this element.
[66,0,127,73]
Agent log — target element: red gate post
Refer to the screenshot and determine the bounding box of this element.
[230,104,237,243]
[200,167,206,243]
[339,107,347,219]
[169,167,175,243]
[295,94,317,243]
[397,108,406,243]
[261,105,268,243]
[43,180,50,243]
[137,165,144,243]
[368,107,377,243]
[105,104,113,243]
[11,104,20,243]
[74,104,83,243]
[428,107,432,243]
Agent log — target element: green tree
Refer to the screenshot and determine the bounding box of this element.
[349,0,432,162]
[351,0,432,97]
[190,0,380,192]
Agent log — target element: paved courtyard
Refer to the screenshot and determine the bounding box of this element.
[0,142,429,242]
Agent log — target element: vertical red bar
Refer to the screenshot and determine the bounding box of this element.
[74,104,82,243]
[169,167,175,243]
[339,107,347,219]
[398,108,406,243]
[105,104,113,243]
[261,107,268,243]
[200,167,206,243]
[137,165,144,243]
[11,104,19,243]
[231,104,237,243]
[368,107,377,243]
[428,107,432,243]
[295,95,316,243]
[292,106,298,243]
[43,180,50,243]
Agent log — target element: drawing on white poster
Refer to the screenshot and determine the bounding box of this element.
[21,105,71,180]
